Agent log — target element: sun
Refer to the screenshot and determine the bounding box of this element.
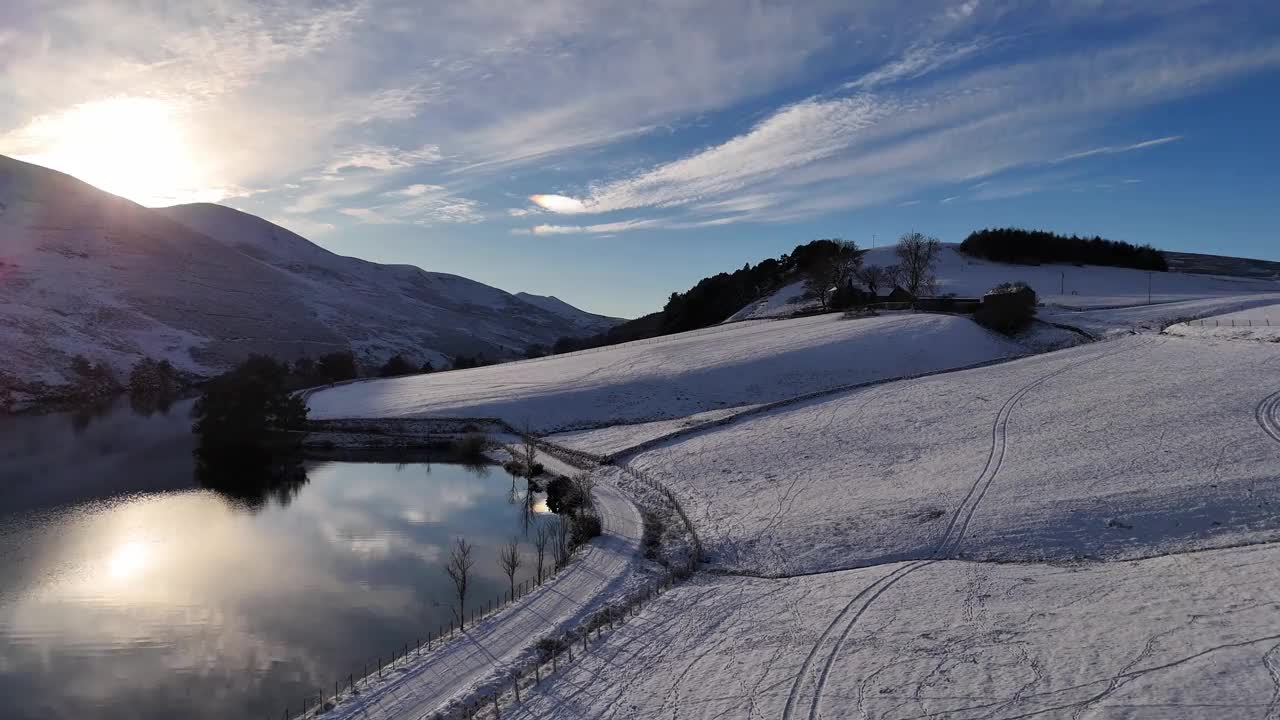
[1,96,222,207]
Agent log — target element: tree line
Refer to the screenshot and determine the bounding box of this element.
[959,228,1167,271]
[543,232,946,355]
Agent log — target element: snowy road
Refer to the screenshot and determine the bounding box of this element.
[316,457,642,720]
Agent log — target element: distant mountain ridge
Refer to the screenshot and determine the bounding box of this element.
[514,292,624,333]
[0,154,612,399]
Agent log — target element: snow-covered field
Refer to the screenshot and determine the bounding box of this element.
[729,245,1280,324]
[307,312,1028,432]
[1167,304,1280,343]
[865,244,1280,309]
[614,334,1280,577]
[507,542,1280,720]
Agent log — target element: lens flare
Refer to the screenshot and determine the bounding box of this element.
[529,194,588,213]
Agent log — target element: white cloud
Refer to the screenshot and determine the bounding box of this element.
[325,146,443,174]
[1055,135,1184,163]
[528,28,1280,226]
[340,184,482,225]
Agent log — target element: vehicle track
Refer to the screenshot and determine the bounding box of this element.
[781,338,1156,720]
[780,560,935,720]
[933,338,1153,558]
[1256,389,1280,445]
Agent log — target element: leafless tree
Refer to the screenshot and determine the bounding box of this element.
[856,265,891,297]
[803,240,863,310]
[521,423,539,477]
[570,473,596,516]
[445,537,474,629]
[498,538,521,600]
[552,518,571,569]
[534,521,552,583]
[895,232,942,297]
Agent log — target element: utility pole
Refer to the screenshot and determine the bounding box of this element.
[1147,272,1152,305]
[1060,270,1064,295]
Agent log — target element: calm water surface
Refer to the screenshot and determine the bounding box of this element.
[0,400,551,720]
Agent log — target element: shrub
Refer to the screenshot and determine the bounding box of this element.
[69,355,121,400]
[640,509,665,560]
[378,354,413,377]
[975,282,1037,334]
[570,512,603,547]
[317,351,358,383]
[452,433,489,461]
[128,357,178,397]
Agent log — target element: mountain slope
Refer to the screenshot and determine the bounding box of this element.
[514,292,622,334]
[0,155,598,395]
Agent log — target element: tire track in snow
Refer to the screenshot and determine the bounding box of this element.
[934,338,1153,558]
[780,560,934,720]
[1256,389,1280,445]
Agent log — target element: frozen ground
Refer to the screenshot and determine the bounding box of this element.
[506,542,1280,720]
[307,312,1028,432]
[1167,303,1280,343]
[617,334,1280,576]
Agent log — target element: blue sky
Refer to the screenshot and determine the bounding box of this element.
[2,1,1278,318]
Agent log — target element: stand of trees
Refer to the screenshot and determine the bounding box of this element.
[542,238,864,355]
[960,228,1167,271]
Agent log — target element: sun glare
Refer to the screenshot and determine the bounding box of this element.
[4,96,222,207]
[107,540,151,580]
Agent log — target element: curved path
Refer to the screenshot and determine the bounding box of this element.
[1257,389,1280,445]
[318,451,642,720]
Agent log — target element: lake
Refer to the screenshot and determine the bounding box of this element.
[0,399,553,720]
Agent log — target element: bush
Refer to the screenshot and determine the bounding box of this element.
[640,509,665,560]
[452,433,489,461]
[69,355,121,400]
[317,351,358,383]
[192,355,308,467]
[975,282,1037,334]
[378,354,413,377]
[129,357,178,397]
[570,512,603,547]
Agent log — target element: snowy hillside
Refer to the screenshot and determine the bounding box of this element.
[514,292,623,334]
[507,542,1280,720]
[606,334,1280,576]
[306,312,1030,431]
[0,155,600,392]
[731,244,1280,321]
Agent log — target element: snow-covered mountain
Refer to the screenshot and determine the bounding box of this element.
[0,154,609,393]
[514,292,623,334]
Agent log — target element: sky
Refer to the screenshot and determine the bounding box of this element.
[1,1,1278,318]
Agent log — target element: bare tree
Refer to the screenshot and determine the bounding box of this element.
[521,424,539,477]
[803,240,863,311]
[856,265,891,297]
[552,518,571,570]
[534,521,552,583]
[445,537,474,629]
[570,473,597,516]
[895,232,942,297]
[498,538,522,600]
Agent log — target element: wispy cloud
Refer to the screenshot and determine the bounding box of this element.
[340,184,482,226]
[1054,135,1184,163]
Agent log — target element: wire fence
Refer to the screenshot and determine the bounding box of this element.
[1189,317,1277,328]
[280,560,571,720]
[273,429,703,720]
[440,568,687,720]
